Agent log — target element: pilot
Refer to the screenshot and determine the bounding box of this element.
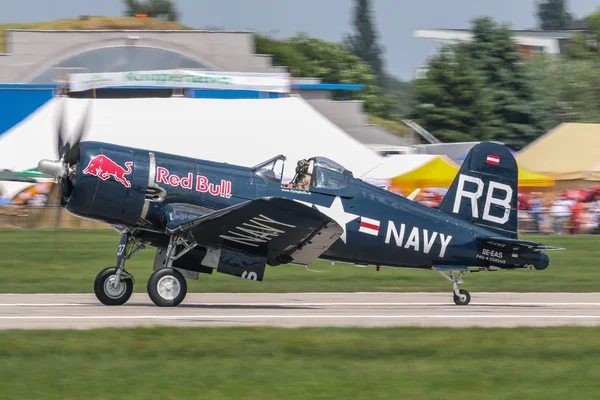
[289,159,311,190]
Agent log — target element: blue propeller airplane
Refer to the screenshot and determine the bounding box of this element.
[35,98,561,307]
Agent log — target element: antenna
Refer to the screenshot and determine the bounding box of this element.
[401,119,441,144]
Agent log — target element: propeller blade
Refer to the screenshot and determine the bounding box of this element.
[56,96,68,159]
[64,100,91,165]
[45,182,63,206]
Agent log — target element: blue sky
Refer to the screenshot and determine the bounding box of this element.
[2,0,598,80]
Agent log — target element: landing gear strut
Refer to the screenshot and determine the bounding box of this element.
[94,232,145,306]
[146,235,196,307]
[438,270,471,305]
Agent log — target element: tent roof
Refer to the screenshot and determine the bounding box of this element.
[516,123,600,181]
[0,96,385,180]
[518,166,554,187]
[389,155,459,193]
[364,153,554,191]
[364,154,456,180]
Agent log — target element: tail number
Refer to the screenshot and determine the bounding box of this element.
[452,174,512,224]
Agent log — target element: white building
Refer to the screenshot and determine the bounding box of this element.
[413,28,580,79]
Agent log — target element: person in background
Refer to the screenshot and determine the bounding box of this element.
[592,194,600,234]
[550,193,571,235]
[529,192,544,233]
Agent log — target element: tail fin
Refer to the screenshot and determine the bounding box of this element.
[439,142,518,238]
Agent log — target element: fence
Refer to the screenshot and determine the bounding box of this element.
[0,206,109,229]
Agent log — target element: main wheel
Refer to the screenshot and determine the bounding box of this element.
[453,289,471,306]
[147,268,187,307]
[94,267,134,306]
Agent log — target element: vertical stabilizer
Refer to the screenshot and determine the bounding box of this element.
[438,142,518,238]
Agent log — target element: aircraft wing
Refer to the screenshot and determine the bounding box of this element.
[476,236,565,252]
[165,198,343,265]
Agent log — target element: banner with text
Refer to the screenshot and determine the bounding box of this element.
[69,70,291,93]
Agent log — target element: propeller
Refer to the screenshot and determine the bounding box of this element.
[38,95,91,207]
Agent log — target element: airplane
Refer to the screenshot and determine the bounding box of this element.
[34,98,561,307]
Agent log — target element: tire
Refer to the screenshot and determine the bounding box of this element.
[453,289,471,306]
[94,267,134,306]
[147,268,187,307]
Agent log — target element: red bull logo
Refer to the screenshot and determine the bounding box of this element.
[156,166,232,198]
[83,155,133,188]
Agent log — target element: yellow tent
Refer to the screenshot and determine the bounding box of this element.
[390,156,459,194]
[518,166,555,187]
[385,157,554,194]
[516,123,600,182]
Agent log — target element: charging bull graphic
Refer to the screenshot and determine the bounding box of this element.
[83,155,133,188]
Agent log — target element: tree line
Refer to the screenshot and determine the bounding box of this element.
[122,0,600,150]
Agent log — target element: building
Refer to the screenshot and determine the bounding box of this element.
[0,29,411,147]
[413,28,580,78]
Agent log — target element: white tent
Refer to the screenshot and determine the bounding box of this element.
[0,96,385,189]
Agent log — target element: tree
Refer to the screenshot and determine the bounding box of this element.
[410,46,496,143]
[536,0,573,30]
[565,8,600,59]
[343,0,386,88]
[123,0,180,22]
[526,53,600,126]
[255,33,395,118]
[465,17,544,149]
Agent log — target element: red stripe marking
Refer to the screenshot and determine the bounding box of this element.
[360,221,379,231]
[486,155,500,165]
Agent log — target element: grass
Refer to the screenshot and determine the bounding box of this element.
[0,16,192,53]
[0,229,597,293]
[0,326,599,399]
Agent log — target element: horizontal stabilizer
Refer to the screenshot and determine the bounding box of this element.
[477,236,565,252]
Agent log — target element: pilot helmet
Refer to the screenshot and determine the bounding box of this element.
[296,159,308,173]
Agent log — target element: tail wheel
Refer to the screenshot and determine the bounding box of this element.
[94,267,134,306]
[147,268,187,307]
[453,289,471,306]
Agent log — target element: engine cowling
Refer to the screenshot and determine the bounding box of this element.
[65,141,149,227]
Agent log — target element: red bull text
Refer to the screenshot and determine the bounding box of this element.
[156,167,232,198]
[83,155,133,188]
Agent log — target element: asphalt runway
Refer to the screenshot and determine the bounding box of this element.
[0,292,599,329]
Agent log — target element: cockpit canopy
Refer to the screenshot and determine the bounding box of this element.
[252,155,356,197]
[310,157,350,190]
[252,154,286,184]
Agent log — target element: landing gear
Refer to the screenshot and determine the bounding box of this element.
[94,232,145,306]
[453,289,471,306]
[147,268,188,307]
[146,235,196,307]
[438,270,471,306]
[94,267,134,305]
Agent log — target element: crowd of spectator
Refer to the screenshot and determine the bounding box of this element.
[412,187,600,235]
[518,190,600,234]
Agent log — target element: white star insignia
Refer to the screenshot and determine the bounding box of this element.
[314,196,359,243]
[293,197,359,243]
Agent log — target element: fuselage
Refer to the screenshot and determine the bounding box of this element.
[65,141,538,271]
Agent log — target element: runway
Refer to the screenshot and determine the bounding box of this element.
[0,292,599,329]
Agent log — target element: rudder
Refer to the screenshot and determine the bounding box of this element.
[439,142,518,238]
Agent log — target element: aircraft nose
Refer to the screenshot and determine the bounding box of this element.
[38,159,66,179]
